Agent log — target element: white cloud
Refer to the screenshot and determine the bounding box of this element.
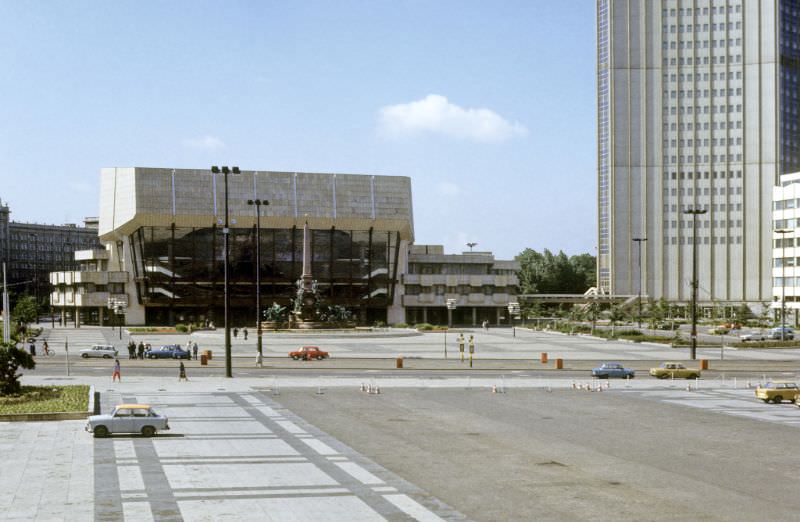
[378,94,527,142]
[437,181,461,196]
[182,135,226,151]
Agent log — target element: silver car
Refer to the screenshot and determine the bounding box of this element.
[79,344,118,358]
[86,404,169,438]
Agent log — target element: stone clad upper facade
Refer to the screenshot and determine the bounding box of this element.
[99,168,414,241]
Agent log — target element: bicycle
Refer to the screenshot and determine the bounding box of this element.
[41,347,56,357]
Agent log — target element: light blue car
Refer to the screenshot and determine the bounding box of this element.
[591,362,635,379]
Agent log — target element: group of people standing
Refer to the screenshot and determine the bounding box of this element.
[126,341,150,359]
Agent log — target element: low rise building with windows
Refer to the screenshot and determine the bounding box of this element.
[772,172,800,323]
[402,245,520,326]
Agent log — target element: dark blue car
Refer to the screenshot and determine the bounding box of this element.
[591,362,635,379]
[147,345,190,359]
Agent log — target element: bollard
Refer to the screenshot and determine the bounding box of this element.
[200,354,208,366]
[540,352,548,364]
[699,359,708,370]
[555,358,563,370]
[396,356,403,369]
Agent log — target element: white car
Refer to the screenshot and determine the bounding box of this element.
[740,331,766,342]
[86,404,170,438]
[79,344,119,358]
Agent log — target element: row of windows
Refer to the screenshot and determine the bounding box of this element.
[664,186,743,197]
[665,203,743,212]
[772,278,800,287]
[664,219,742,229]
[667,88,742,98]
[666,71,743,82]
[664,236,742,245]
[663,104,743,114]
[774,238,798,248]
[664,6,741,17]
[774,199,800,210]
[666,137,742,147]
[774,257,800,268]
[665,121,742,132]
[668,170,742,180]
[663,55,742,66]
[404,285,511,296]
[664,38,741,50]
[664,154,743,164]
[774,218,800,229]
[663,22,742,34]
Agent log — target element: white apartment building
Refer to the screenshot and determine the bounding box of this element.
[597,1,800,305]
[772,172,800,320]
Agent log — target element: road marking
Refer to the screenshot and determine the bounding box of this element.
[382,494,444,521]
[334,462,384,485]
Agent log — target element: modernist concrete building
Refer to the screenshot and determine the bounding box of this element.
[0,199,100,314]
[49,167,519,326]
[772,171,800,322]
[402,245,520,326]
[597,1,799,305]
[53,167,414,326]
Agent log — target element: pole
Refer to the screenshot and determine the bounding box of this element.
[782,231,787,341]
[632,238,647,328]
[255,203,263,358]
[223,169,232,378]
[444,327,447,359]
[2,262,9,344]
[65,336,69,377]
[684,209,706,360]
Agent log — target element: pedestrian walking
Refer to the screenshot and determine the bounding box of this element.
[43,341,50,356]
[192,342,198,360]
[468,335,475,368]
[29,340,36,357]
[138,342,145,360]
[255,352,263,368]
[112,359,121,382]
[145,343,151,358]
[243,328,248,341]
[178,361,188,382]
[233,327,239,338]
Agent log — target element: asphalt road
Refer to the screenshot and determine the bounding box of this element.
[274,387,800,522]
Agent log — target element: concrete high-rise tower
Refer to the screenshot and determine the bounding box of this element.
[597,1,800,305]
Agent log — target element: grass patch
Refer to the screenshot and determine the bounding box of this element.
[128,327,178,334]
[729,341,800,349]
[0,385,90,414]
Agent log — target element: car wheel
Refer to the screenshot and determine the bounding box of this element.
[292,355,300,360]
[316,355,324,360]
[141,426,156,437]
[81,354,89,358]
[762,399,770,403]
[774,395,783,404]
[93,425,108,438]
[149,354,156,359]
[102,354,111,359]
[598,374,609,379]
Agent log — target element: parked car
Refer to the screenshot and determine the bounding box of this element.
[289,346,329,360]
[740,330,766,342]
[767,327,794,340]
[86,404,169,438]
[147,345,190,359]
[591,362,635,379]
[755,381,800,403]
[649,362,700,379]
[79,344,119,359]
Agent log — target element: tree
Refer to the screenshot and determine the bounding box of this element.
[0,343,35,395]
[12,295,37,326]
[516,249,596,294]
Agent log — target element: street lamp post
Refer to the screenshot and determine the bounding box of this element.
[445,298,457,359]
[466,242,477,252]
[683,208,707,360]
[29,233,38,323]
[508,302,520,337]
[212,165,240,378]
[247,198,269,359]
[776,228,792,341]
[632,238,647,328]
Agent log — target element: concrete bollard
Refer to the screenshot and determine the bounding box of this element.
[200,354,208,366]
[540,352,548,364]
[396,356,403,369]
[700,359,708,370]
[555,358,563,370]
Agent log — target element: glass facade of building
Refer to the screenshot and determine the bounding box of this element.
[129,225,401,324]
[781,0,800,174]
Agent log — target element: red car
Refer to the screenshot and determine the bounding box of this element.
[289,346,330,361]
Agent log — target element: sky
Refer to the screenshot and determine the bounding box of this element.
[0,1,597,260]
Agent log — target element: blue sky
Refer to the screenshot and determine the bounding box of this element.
[0,1,596,259]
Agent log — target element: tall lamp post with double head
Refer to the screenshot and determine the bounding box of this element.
[212,165,240,378]
[445,298,457,359]
[466,242,477,252]
[632,238,647,328]
[683,208,707,360]
[247,198,269,358]
[776,228,792,341]
[508,301,520,338]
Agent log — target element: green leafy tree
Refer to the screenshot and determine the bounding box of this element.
[12,295,37,326]
[608,305,626,335]
[0,343,35,395]
[516,249,596,294]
